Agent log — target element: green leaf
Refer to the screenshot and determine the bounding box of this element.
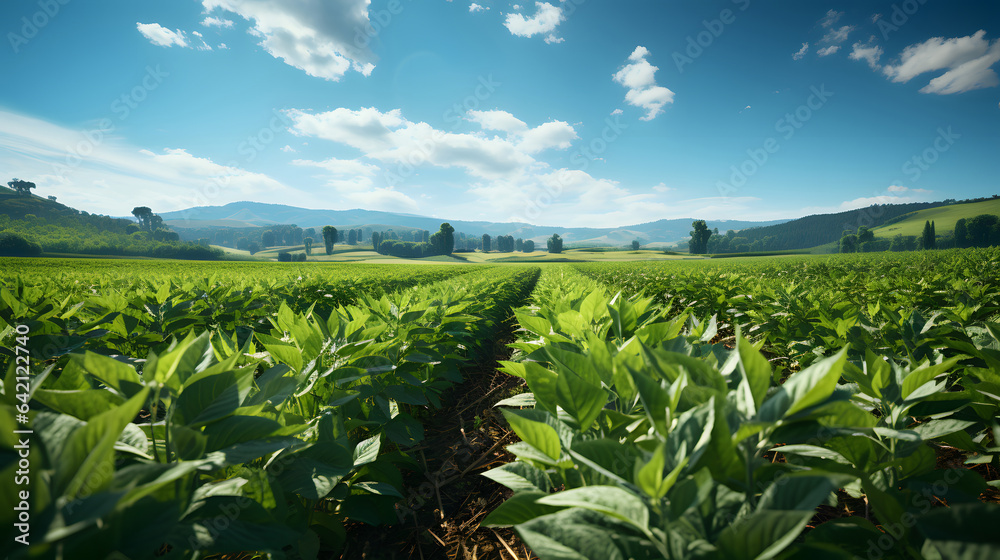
[353,435,380,468]
[555,368,606,431]
[536,486,649,532]
[482,462,552,493]
[517,508,658,560]
[502,408,562,461]
[56,387,149,500]
[716,510,815,560]
[482,491,562,527]
[737,335,772,412]
[33,388,124,421]
[495,392,536,408]
[758,348,847,422]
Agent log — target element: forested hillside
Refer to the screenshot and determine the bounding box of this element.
[0,192,221,259]
[710,200,952,253]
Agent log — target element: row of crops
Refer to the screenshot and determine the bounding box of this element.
[0,259,539,558]
[484,250,1000,559]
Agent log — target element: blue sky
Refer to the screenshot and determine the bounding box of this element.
[1,0,998,227]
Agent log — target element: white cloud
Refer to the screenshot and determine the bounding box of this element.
[136,23,189,48]
[821,25,854,45]
[652,182,673,193]
[793,42,809,60]
[292,156,379,177]
[613,46,675,121]
[817,45,840,57]
[888,185,932,194]
[610,108,623,115]
[467,110,528,133]
[881,30,1000,94]
[201,0,377,81]
[517,121,578,154]
[287,106,581,179]
[469,3,488,13]
[281,145,296,153]
[850,39,884,70]
[820,9,843,29]
[504,2,564,44]
[201,16,235,28]
[0,110,310,215]
[292,156,417,212]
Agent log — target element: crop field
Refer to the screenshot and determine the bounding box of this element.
[2,249,1000,559]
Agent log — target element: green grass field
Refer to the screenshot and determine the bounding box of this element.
[874,198,1000,238]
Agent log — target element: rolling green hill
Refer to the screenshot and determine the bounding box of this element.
[874,198,1000,238]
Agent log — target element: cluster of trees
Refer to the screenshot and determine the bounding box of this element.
[0,232,42,257]
[954,215,1000,248]
[838,214,1000,254]
[547,234,563,254]
[688,221,713,254]
[0,214,221,259]
[7,179,36,197]
[0,191,219,259]
[277,251,308,262]
[373,223,455,258]
[480,234,535,253]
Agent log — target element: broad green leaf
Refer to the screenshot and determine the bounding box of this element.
[482,491,562,527]
[482,462,552,493]
[503,408,562,461]
[537,486,649,532]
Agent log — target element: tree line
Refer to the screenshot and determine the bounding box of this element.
[838,214,1000,253]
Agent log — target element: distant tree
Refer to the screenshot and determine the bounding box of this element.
[547,234,563,254]
[197,238,210,247]
[8,179,36,197]
[261,230,276,248]
[422,230,430,243]
[304,227,316,239]
[967,214,1000,247]
[482,233,492,252]
[524,239,535,253]
[631,240,641,250]
[839,234,858,253]
[247,241,260,255]
[0,232,42,256]
[348,229,357,245]
[688,220,712,254]
[131,206,153,231]
[303,237,314,255]
[921,220,936,250]
[857,226,875,244]
[954,218,969,249]
[515,238,524,252]
[322,226,337,255]
[372,231,382,251]
[47,195,57,202]
[439,223,455,254]
[278,251,291,262]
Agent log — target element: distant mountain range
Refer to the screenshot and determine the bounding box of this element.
[160,201,788,247]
